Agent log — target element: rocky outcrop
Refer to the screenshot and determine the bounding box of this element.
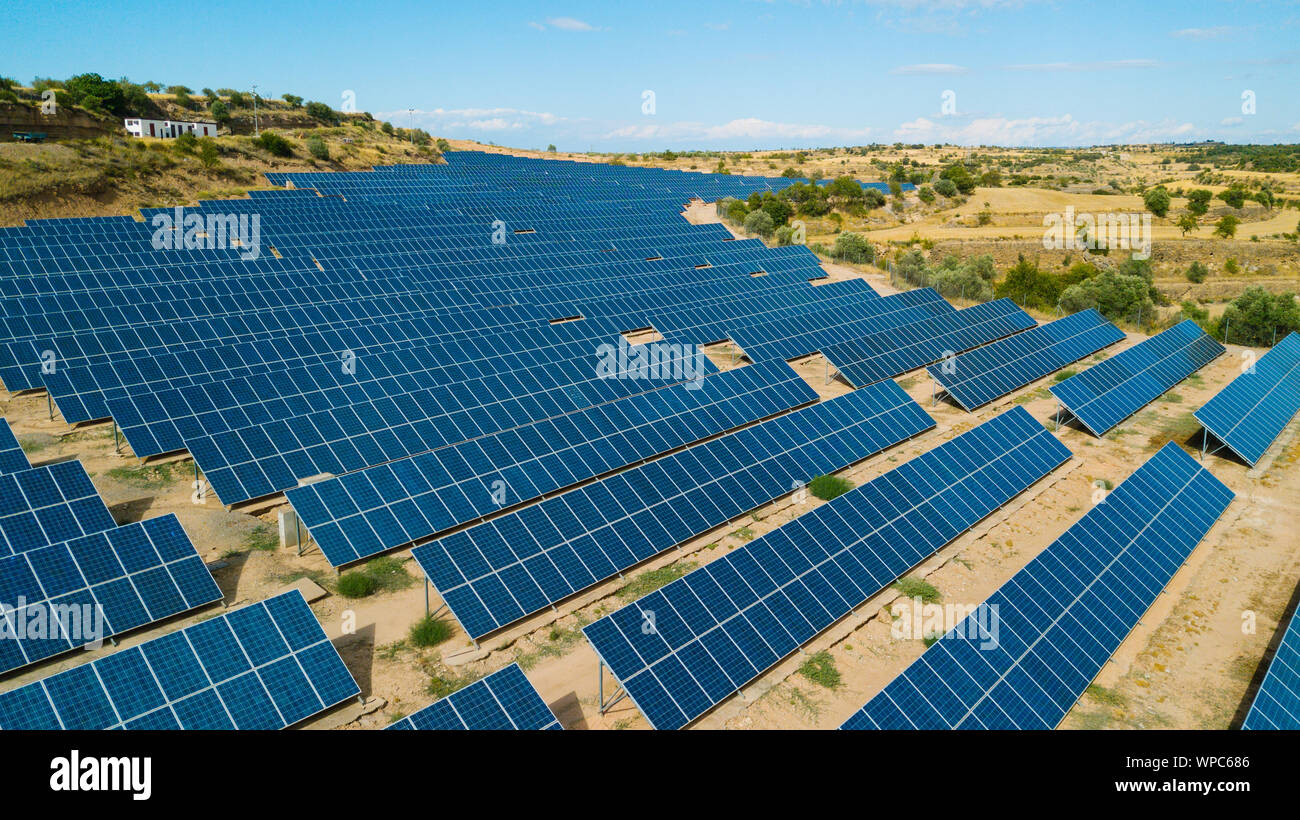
[0,102,116,141]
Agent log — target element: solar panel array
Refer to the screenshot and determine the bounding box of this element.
[387,663,561,730]
[288,359,817,567]
[413,382,937,641]
[928,309,1125,411]
[1242,604,1300,729]
[582,406,1071,729]
[1194,332,1300,466]
[824,299,1036,387]
[843,442,1233,730]
[0,461,118,556]
[1050,319,1225,436]
[0,420,28,474]
[0,513,222,675]
[0,590,359,730]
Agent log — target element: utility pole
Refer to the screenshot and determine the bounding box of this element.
[408,108,414,143]
[252,83,260,136]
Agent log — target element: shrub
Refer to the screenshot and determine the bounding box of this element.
[833,232,874,264]
[337,571,376,598]
[172,132,198,153]
[255,131,293,157]
[1186,188,1212,216]
[209,99,230,124]
[995,254,1060,310]
[894,576,940,604]
[1059,271,1154,322]
[917,185,935,204]
[305,100,339,125]
[282,93,303,107]
[934,178,958,198]
[409,615,455,647]
[930,265,993,302]
[1186,261,1209,283]
[798,651,842,689]
[1215,215,1239,239]
[743,210,775,237]
[305,135,330,160]
[1217,287,1300,345]
[227,90,248,107]
[725,200,749,224]
[808,474,854,501]
[1218,186,1248,209]
[1143,186,1171,218]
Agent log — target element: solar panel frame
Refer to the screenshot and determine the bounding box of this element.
[842,442,1234,730]
[1242,602,1300,729]
[0,589,359,730]
[386,663,561,730]
[0,419,28,474]
[1193,332,1300,466]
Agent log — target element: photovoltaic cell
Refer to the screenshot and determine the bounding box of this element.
[0,419,28,474]
[927,309,1125,411]
[843,442,1233,730]
[824,299,1036,388]
[0,590,359,730]
[0,513,222,675]
[413,382,936,641]
[1242,603,1300,729]
[387,663,561,730]
[289,359,817,567]
[582,406,1071,729]
[1194,332,1300,466]
[0,461,118,557]
[1050,319,1225,436]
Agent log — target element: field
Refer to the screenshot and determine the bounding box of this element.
[2,196,1295,731]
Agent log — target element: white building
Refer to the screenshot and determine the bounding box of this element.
[124,118,217,139]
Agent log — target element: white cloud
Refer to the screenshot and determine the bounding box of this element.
[545,16,599,31]
[527,21,545,31]
[892,113,1197,146]
[605,117,872,143]
[891,63,968,75]
[391,107,567,133]
[1005,59,1158,72]
[1221,116,1244,126]
[704,21,731,30]
[1172,26,1234,40]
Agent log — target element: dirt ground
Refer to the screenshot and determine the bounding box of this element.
[1,214,1296,731]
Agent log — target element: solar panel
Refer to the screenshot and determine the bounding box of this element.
[0,513,222,675]
[1242,603,1300,729]
[0,590,359,730]
[825,299,1037,387]
[0,461,118,556]
[1050,319,1225,436]
[387,663,561,730]
[927,309,1125,411]
[289,359,818,567]
[0,419,28,474]
[843,442,1233,730]
[581,406,1071,729]
[413,382,937,641]
[1194,332,1300,466]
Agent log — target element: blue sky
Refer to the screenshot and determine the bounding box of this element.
[4,0,1299,150]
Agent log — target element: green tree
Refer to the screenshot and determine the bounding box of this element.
[917,185,935,204]
[209,99,230,124]
[282,93,303,107]
[1176,213,1198,236]
[305,101,339,125]
[833,233,874,264]
[1218,186,1247,209]
[1217,288,1300,346]
[940,162,976,194]
[1059,271,1154,322]
[1214,214,1240,239]
[725,200,749,224]
[1186,188,1212,216]
[995,255,1059,309]
[1185,261,1209,284]
[64,72,128,116]
[933,178,959,198]
[761,197,793,226]
[1143,186,1171,218]
[255,131,293,157]
[196,137,219,168]
[743,210,775,237]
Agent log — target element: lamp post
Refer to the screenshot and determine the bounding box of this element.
[252,83,260,136]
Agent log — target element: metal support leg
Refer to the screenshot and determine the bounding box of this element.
[424,578,429,616]
[48,394,53,421]
[113,420,119,454]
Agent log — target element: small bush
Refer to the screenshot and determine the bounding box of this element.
[255,131,293,157]
[409,615,455,647]
[337,571,377,598]
[305,135,330,160]
[798,651,842,689]
[894,576,940,604]
[743,210,775,237]
[833,232,874,264]
[808,474,854,501]
[1186,261,1209,283]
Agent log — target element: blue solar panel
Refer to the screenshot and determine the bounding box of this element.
[0,419,28,474]
[387,663,561,730]
[1050,319,1225,436]
[413,382,937,641]
[290,359,817,567]
[1242,602,1300,729]
[0,461,118,556]
[824,299,1037,387]
[0,590,359,730]
[582,406,1071,729]
[927,309,1125,411]
[843,442,1233,730]
[0,513,222,675]
[1194,332,1300,466]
